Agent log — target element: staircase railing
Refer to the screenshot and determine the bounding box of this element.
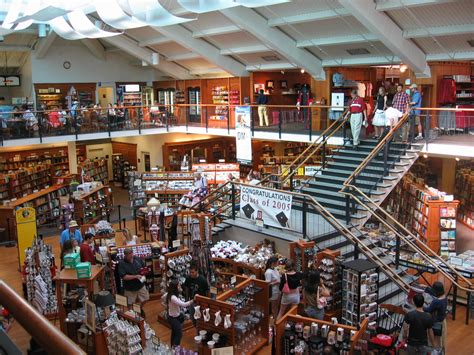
[0,280,84,354]
[260,109,350,189]
[342,185,474,293]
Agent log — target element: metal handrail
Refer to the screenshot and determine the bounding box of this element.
[343,185,474,292]
[260,109,349,186]
[232,182,412,293]
[0,280,84,354]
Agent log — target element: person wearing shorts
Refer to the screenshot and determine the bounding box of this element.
[276,260,303,320]
[118,248,150,304]
[410,84,423,140]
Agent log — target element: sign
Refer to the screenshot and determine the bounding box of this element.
[210,286,217,296]
[240,185,293,229]
[212,347,234,355]
[230,276,237,285]
[0,75,20,87]
[304,165,321,176]
[331,92,345,112]
[115,294,128,307]
[235,106,252,165]
[172,240,181,248]
[16,207,37,266]
[132,303,141,314]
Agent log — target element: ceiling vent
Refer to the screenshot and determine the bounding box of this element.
[261,55,281,61]
[347,48,370,55]
[467,39,474,47]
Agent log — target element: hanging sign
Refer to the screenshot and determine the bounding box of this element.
[16,207,37,266]
[240,185,293,229]
[235,106,252,165]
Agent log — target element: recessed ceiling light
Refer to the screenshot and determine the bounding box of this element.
[261,55,280,62]
[347,48,370,55]
[300,69,305,73]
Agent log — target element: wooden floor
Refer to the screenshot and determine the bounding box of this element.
[1,220,473,354]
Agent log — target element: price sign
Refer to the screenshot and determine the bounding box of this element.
[230,276,237,285]
[115,294,128,307]
[172,240,181,248]
[210,286,218,300]
[133,303,141,314]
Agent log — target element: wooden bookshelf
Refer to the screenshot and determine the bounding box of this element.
[73,185,113,224]
[455,164,474,230]
[78,159,109,185]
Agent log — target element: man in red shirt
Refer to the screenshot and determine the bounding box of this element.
[80,233,96,265]
[344,89,367,149]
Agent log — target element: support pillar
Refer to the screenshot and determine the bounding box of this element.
[68,141,78,175]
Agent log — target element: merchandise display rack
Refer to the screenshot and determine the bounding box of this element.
[112,153,124,186]
[315,249,343,320]
[79,159,109,185]
[141,171,194,207]
[194,277,269,354]
[211,86,229,121]
[73,185,113,224]
[289,240,316,273]
[275,305,368,355]
[342,259,379,331]
[455,162,474,229]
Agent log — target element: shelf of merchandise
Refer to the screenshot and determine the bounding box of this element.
[73,185,113,224]
[0,185,69,239]
[386,173,460,256]
[454,75,474,103]
[78,159,109,185]
[342,259,379,332]
[211,86,229,121]
[127,172,146,211]
[289,240,315,273]
[141,171,194,207]
[112,153,124,186]
[315,249,343,320]
[455,164,474,230]
[275,305,368,355]
[9,165,52,199]
[36,93,65,109]
[194,277,269,355]
[123,92,142,106]
[192,163,240,186]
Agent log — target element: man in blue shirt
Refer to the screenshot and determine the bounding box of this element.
[60,220,82,249]
[410,84,423,140]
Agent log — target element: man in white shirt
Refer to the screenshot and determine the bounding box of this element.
[381,100,403,141]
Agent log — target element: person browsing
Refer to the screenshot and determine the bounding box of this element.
[60,220,82,249]
[402,293,435,355]
[117,248,150,304]
[257,89,269,127]
[79,233,96,265]
[344,90,367,150]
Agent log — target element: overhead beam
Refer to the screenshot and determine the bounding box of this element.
[403,24,474,38]
[80,39,106,61]
[246,62,297,71]
[297,34,378,48]
[34,31,57,59]
[322,56,400,66]
[151,25,248,77]
[221,7,325,80]
[166,52,201,61]
[268,8,350,27]
[338,0,430,77]
[138,37,173,47]
[0,44,31,52]
[427,51,474,61]
[189,67,228,75]
[101,35,194,79]
[220,44,270,55]
[192,25,241,38]
[375,0,455,11]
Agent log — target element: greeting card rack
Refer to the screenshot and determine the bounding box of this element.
[289,240,316,273]
[275,305,368,355]
[315,249,343,320]
[194,277,269,355]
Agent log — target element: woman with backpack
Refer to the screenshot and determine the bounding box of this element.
[303,271,330,320]
[276,260,303,320]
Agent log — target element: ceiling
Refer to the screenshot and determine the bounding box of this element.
[0,0,473,79]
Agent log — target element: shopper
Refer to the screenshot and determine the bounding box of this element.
[247,169,260,185]
[183,262,209,299]
[107,103,116,130]
[257,89,269,127]
[79,233,96,265]
[344,90,367,150]
[277,260,303,320]
[372,87,387,139]
[59,220,82,249]
[303,271,329,320]
[424,281,448,349]
[402,293,435,355]
[60,240,74,270]
[193,169,208,199]
[22,105,38,137]
[117,248,150,305]
[166,279,193,348]
[410,84,423,140]
[122,228,139,246]
[379,100,403,141]
[264,256,281,318]
[392,84,410,142]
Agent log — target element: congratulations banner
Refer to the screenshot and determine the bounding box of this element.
[235,106,252,165]
[240,185,293,229]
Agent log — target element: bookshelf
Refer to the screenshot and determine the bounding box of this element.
[211,86,229,121]
[112,153,124,186]
[73,185,113,224]
[455,164,474,230]
[79,159,109,184]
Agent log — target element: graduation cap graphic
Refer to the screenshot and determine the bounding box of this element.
[276,211,289,227]
[242,204,255,219]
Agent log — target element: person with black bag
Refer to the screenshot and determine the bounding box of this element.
[167,279,193,348]
[424,281,448,351]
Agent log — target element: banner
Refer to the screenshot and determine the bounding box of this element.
[240,185,293,229]
[235,106,252,165]
[16,207,37,266]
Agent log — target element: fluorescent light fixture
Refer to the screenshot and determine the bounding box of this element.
[67,10,121,38]
[49,16,86,40]
[151,53,159,65]
[38,23,47,37]
[130,0,194,26]
[95,0,145,29]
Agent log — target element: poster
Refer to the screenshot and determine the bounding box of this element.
[240,185,293,229]
[235,106,252,165]
[16,207,37,266]
[331,92,345,111]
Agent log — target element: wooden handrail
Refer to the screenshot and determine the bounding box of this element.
[0,280,85,355]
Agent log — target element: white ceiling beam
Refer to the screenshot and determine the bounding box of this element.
[403,24,474,38]
[189,67,228,75]
[246,62,297,71]
[34,31,57,59]
[375,0,455,11]
[0,44,31,51]
[221,7,325,80]
[166,52,201,61]
[101,35,194,79]
[80,39,106,61]
[192,25,241,38]
[151,25,248,77]
[427,51,474,61]
[268,8,350,27]
[322,56,401,66]
[339,0,430,77]
[220,44,270,55]
[138,37,173,47]
[297,34,379,48]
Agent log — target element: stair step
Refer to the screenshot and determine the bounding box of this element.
[326,161,404,175]
[312,175,392,190]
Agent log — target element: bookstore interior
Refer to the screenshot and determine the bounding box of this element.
[0,1,474,354]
